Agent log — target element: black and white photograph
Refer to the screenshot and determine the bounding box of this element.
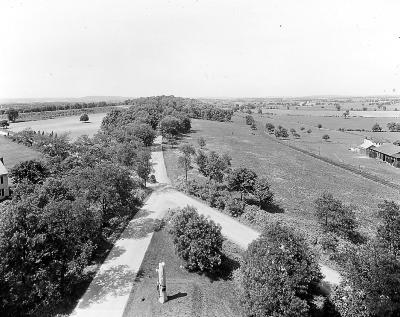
[0,0,400,316]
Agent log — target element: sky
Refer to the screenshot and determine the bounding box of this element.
[0,0,399,99]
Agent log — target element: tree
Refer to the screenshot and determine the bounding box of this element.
[314,192,358,239]
[0,181,101,315]
[387,122,400,132]
[197,136,206,148]
[168,206,223,272]
[290,128,296,135]
[158,115,181,137]
[335,104,341,111]
[134,150,152,186]
[205,151,228,182]
[322,134,330,141]
[80,113,89,122]
[9,160,49,184]
[335,242,400,317]
[0,120,9,128]
[6,108,19,122]
[178,144,195,183]
[131,123,156,146]
[317,123,322,129]
[372,123,382,132]
[265,122,275,133]
[307,129,312,134]
[245,115,255,125]
[227,167,257,200]
[241,222,321,317]
[195,149,208,175]
[275,126,289,138]
[253,177,274,209]
[343,110,350,118]
[377,200,400,257]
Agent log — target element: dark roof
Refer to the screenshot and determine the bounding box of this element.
[370,144,400,157]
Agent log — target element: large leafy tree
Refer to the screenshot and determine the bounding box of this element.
[314,192,358,239]
[0,180,100,316]
[131,123,156,147]
[168,206,223,272]
[377,200,400,257]
[158,115,181,137]
[227,167,257,200]
[253,177,274,209]
[178,144,195,184]
[241,222,321,317]
[9,160,49,184]
[6,108,18,122]
[332,241,400,317]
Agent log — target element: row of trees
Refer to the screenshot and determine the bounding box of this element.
[124,95,233,122]
[0,101,114,115]
[176,140,275,223]
[1,100,192,315]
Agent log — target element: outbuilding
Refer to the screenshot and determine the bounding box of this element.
[367,144,400,167]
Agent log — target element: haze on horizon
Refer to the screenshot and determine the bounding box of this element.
[0,0,399,99]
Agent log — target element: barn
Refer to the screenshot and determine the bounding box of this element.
[367,143,400,167]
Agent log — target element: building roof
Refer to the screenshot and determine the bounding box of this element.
[370,143,400,157]
[0,161,7,175]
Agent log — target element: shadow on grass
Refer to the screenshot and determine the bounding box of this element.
[198,254,240,282]
[168,292,188,301]
[245,197,285,214]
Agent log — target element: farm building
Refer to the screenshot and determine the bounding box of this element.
[0,157,10,200]
[358,137,386,154]
[367,143,400,167]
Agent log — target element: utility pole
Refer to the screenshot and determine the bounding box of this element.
[156,262,167,303]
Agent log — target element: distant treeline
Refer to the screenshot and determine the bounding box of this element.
[0,101,115,115]
[0,95,233,122]
[124,95,233,122]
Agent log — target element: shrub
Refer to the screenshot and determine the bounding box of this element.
[225,197,246,217]
[241,222,322,317]
[307,129,312,133]
[241,205,268,226]
[80,113,89,122]
[322,134,330,141]
[168,206,223,272]
[372,123,382,132]
[319,233,339,253]
[317,123,322,128]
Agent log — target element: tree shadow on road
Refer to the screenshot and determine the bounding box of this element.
[76,264,137,309]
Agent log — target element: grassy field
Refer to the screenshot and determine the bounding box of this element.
[122,229,244,317]
[8,112,107,140]
[164,116,400,247]
[257,112,400,186]
[0,136,41,173]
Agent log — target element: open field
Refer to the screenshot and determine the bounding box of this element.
[164,116,400,247]
[255,113,400,186]
[122,229,243,317]
[0,136,41,171]
[8,112,107,140]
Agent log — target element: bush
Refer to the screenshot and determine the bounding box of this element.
[241,222,322,317]
[319,233,339,253]
[80,113,89,122]
[241,205,268,226]
[225,197,246,217]
[168,206,223,272]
